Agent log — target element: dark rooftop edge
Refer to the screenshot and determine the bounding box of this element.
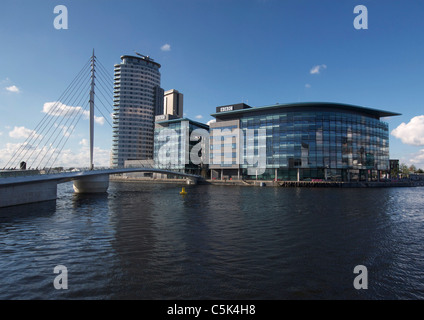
[120,55,161,68]
[155,117,209,129]
[211,102,401,119]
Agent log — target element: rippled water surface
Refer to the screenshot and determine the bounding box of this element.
[1,182,424,299]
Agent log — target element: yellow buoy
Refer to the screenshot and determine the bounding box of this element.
[179,187,187,195]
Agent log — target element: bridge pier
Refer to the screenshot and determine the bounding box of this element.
[1,169,201,207]
[73,174,109,193]
[186,177,199,185]
[0,180,57,208]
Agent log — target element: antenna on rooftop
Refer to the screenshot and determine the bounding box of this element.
[134,51,153,61]
[134,51,144,57]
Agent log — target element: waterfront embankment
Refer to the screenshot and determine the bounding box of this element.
[110,175,418,188]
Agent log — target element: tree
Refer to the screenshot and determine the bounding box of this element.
[399,163,409,178]
[409,165,417,173]
[390,167,399,179]
[417,168,424,174]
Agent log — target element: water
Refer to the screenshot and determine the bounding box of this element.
[1,181,424,300]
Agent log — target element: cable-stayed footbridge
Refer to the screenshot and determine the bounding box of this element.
[0,51,201,208]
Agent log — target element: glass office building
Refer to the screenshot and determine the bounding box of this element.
[154,116,209,176]
[210,102,400,181]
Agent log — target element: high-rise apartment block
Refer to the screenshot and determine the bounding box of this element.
[111,54,164,167]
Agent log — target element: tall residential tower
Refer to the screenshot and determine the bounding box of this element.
[111,54,164,167]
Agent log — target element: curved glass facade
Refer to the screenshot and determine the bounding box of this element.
[210,103,399,182]
[239,110,389,181]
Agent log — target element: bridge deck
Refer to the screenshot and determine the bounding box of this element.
[0,168,201,186]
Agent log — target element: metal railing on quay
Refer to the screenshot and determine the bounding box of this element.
[0,164,160,179]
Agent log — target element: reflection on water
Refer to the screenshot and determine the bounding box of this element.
[1,181,424,299]
[0,200,57,224]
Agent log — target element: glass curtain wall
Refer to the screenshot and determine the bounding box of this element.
[239,111,389,181]
[154,120,208,175]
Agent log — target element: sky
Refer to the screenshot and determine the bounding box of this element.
[1,0,424,169]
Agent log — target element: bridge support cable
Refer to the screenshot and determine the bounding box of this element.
[94,81,113,110]
[35,99,89,171]
[5,61,91,170]
[29,74,92,169]
[2,52,115,172]
[94,102,112,127]
[93,89,113,127]
[93,60,114,128]
[45,102,89,172]
[95,65,114,100]
[97,60,114,88]
[37,54,94,170]
[2,58,92,170]
[4,64,91,170]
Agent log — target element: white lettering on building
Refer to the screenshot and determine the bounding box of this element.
[220,106,233,112]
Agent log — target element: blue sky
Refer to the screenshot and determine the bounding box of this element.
[1,0,424,168]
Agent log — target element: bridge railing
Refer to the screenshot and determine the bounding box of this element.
[0,163,159,179]
[1,157,206,181]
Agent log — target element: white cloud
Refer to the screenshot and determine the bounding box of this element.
[0,141,110,169]
[9,126,41,139]
[161,43,171,51]
[79,138,88,146]
[305,83,311,88]
[397,149,424,169]
[310,64,327,75]
[43,101,81,117]
[0,131,2,136]
[409,149,424,169]
[43,101,105,125]
[5,85,20,93]
[0,142,47,169]
[0,142,28,168]
[206,119,216,126]
[94,116,105,125]
[391,115,424,146]
[54,123,75,137]
[57,145,111,168]
[195,115,203,119]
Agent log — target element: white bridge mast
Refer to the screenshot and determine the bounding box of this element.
[89,50,96,170]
